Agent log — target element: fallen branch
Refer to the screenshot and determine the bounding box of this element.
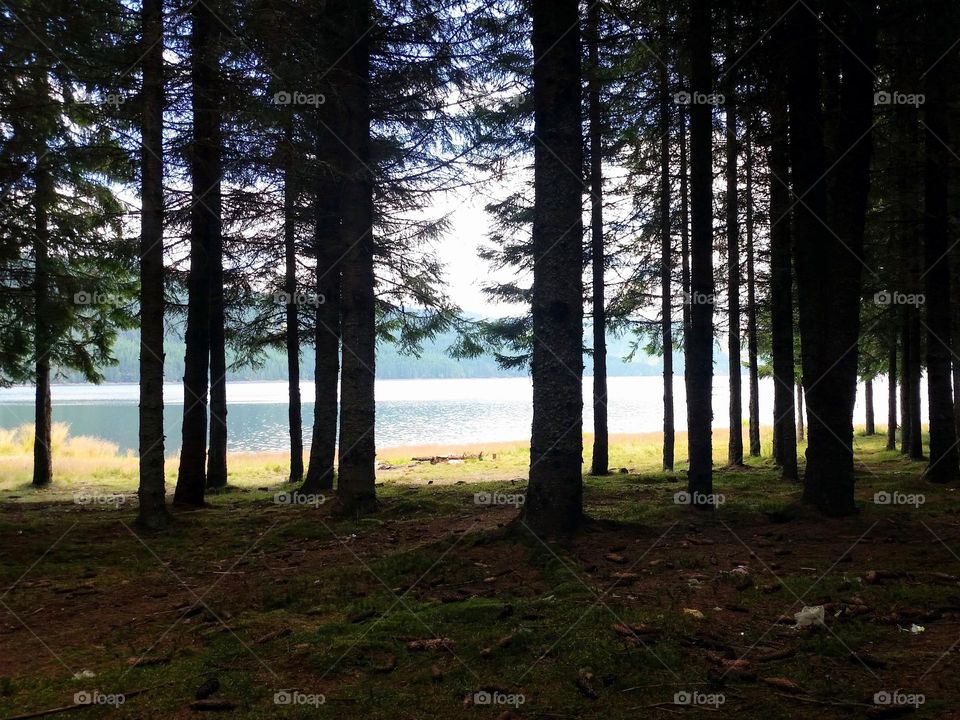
[771,692,872,709]
[410,453,481,464]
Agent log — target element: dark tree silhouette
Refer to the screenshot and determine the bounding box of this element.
[686,0,715,508]
[522,0,584,534]
[586,1,608,477]
[659,60,674,473]
[724,11,743,468]
[790,0,877,516]
[282,122,303,484]
[176,0,223,506]
[303,163,342,492]
[137,0,170,529]
[744,128,760,458]
[335,0,378,515]
[921,0,959,483]
[886,340,897,450]
[767,81,798,479]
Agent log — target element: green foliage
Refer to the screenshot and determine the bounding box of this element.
[0,0,137,385]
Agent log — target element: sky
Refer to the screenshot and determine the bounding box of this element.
[432,184,527,318]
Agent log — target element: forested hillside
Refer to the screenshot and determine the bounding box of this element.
[54,326,694,382]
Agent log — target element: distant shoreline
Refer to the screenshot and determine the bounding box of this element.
[0,373,688,391]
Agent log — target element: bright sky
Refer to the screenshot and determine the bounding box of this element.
[433,186,528,318]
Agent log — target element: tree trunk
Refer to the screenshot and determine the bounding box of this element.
[283,123,303,484]
[745,126,760,458]
[302,8,354,493]
[796,383,805,442]
[864,379,875,435]
[725,17,743,468]
[678,104,692,470]
[206,213,227,488]
[953,231,960,441]
[303,22,344,494]
[335,0,377,515]
[587,2,608,477]
[175,0,221,506]
[523,0,584,534]
[137,0,169,529]
[32,152,52,488]
[786,0,832,504]
[33,354,52,487]
[886,341,897,450]
[686,0,714,508]
[891,23,923,461]
[907,309,924,459]
[899,319,910,453]
[659,62,674,472]
[204,0,227,489]
[679,106,691,347]
[790,0,876,516]
[303,179,341,492]
[954,357,960,444]
[922,0,959,483]
[768,76,797,479]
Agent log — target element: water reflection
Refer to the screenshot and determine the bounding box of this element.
[0,375,898,455]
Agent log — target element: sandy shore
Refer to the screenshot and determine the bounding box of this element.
[373,431,675,459]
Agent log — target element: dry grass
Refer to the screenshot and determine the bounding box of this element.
[0,422,126,458]
[5,420,897,497]
[0,424,138,493]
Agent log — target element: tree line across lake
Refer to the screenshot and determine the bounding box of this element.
[1,0,957,533]
[32,327,678,383]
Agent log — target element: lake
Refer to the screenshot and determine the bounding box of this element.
[0,375,904,455]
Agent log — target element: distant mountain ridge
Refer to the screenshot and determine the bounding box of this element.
[55,326,728,383]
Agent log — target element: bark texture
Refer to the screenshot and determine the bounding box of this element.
[335,0,377,515]
[587,1,608,477]
[137,0,170,528]
[790,0,876,515]
[922,0,959,483]
[523,0,585,534]
[176,0,222,505]
[686,0,715,508]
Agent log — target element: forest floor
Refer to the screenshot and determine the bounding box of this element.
[2,432,960,719]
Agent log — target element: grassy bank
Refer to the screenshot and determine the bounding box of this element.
[0,421,831,497]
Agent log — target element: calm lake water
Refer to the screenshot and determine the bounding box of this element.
[0,375,904,455]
